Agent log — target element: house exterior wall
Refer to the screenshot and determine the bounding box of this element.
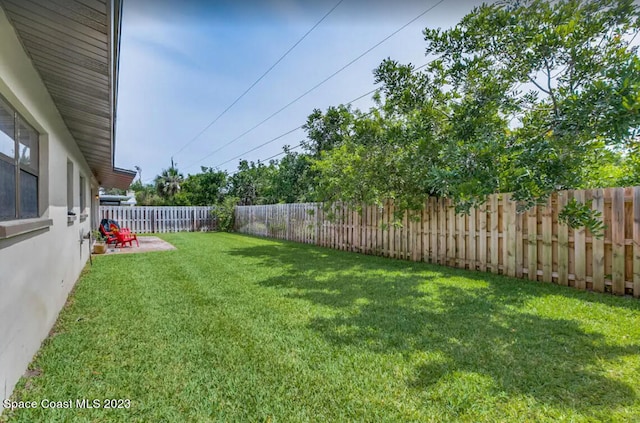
[0,8,97,408]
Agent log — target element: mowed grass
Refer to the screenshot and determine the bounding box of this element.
[3,232,640,422]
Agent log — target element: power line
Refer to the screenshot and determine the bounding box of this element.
[140,53,440,183]
[154,59,432,182]
[203,61,434,171]
[184,85,380,171]
[226,145,305,177]
[213,126,304,169]
[262,144,303,163]
[212,93,385,170]
[224,144,306,177]
[142,52,438,181]
[171,0,346,158]
[185,0,448,167]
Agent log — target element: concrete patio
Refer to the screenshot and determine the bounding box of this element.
[102,236,176,255]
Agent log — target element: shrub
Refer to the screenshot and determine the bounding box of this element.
[214,196,239,232]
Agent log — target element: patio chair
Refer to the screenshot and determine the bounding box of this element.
[100,219,139,248]
[99,219,118,245]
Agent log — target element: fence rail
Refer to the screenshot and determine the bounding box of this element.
[235,186,640,298]
[100,206,216,233]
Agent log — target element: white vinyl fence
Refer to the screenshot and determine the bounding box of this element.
[100,206,216,233]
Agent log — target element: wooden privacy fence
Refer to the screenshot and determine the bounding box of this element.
[100,206,216,233]
[235,186,640,297]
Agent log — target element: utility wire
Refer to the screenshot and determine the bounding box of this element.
[224,145,303,177]
[185,0,448,168]
[151,58,432,181]
[203,61,434,171]
[184,85,380,171]
[172,0,346,158]
[262,144,303,162]
[213,126,304,169]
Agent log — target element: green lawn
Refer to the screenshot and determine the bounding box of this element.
[3,232,640,422]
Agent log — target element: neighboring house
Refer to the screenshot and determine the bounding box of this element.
[99,189,137,206]
[0,0,134,410]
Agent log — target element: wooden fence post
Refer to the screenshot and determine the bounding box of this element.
[574,190,586,289]
[611,188,625,294]
[490,195,499,274]
[633,186,640,298]
[541,197,553,283]
[592,189,605,292]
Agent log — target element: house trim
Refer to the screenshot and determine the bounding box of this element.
[0,217,53,239]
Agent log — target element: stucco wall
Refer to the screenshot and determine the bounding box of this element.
[0,7,97,409]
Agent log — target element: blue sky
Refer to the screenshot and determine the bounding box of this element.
[115,0,485,183]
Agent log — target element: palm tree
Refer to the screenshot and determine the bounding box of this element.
[155,159,184,199]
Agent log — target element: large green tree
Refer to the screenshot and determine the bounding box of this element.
[312,0,640,222]
[227,160,276,206]
[423,0,640,207]
[180,167,228,206]
[302,105,355,158]
[267,147,316,203]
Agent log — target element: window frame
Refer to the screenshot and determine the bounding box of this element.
[67,159,74,214]
[0,93,39,222]
[79,174,87,218]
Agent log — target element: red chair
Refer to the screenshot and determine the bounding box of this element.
[110,223,139,248]
[100,219,139,248]
[99,220,118,245]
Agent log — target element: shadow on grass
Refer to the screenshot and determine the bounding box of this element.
[227,239,640,415]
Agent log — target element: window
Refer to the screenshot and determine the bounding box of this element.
[0,95,39,221]
[67,160,74,213]
[79,175,86,214]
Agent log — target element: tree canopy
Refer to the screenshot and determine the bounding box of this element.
[311,0,640,227]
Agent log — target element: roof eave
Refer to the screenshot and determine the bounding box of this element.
[0,0,135,190]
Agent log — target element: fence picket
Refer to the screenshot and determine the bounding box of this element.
[371,205,376,254]
[527,205,537,281]
[542,197,553,283]
[388,201,395,258]
[515,204,523,278]
[342,204,347,251]
[421,203,427,263]
[557,191,570,286]
[633,186,640,298]
[478,204,487,272]
[490,195,499,274]
[468,206,476,271]
[457,212,465,269]
[612,188,626,294]
[505,193,516,277]
[574,190,587,289]
[502,194,509,276]
[447,202,455,267]
[430,198,437,263]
